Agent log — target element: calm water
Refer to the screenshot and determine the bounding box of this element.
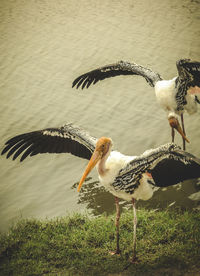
[0,0,200,232]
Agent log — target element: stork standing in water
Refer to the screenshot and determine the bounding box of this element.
[72,59,200,150]
[2,123,200,262]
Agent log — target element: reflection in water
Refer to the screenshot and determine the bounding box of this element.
[72,177,200,216]
[72,178,116,215]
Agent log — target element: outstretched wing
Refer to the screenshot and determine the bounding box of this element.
[113,143,200,193]
[1,123,97,162]
[175,59,200,108]
[149,146,200,187]
[72,60,162,89]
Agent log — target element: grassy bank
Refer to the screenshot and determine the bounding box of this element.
[0,209,200,276]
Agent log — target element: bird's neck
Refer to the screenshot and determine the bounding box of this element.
[97,153,109,176]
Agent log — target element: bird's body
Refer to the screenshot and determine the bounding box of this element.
[72,59,200,149]
[97,151,135,200]
[96,151,153,202]
[155,77,199,116]
[2,123,200,261]
[155,78,178,113]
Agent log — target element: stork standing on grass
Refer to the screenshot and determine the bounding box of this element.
[2,123,200,262]
[72,59,200,150]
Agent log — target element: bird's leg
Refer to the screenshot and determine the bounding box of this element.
[181,113,186,150]
[171,127,175,143]
[115,196,121,254]
[131,198,138,263]
[111,196,121,255]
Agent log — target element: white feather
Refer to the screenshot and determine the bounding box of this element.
[154,78,177,114]
[97,151,154,202]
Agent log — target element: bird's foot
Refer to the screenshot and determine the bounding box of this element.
[130,255,139,264]
[109,249,121,256]
[123,255,140,271]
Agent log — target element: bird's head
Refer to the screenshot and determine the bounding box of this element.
[168,114,189,144]
[77,137,113,192]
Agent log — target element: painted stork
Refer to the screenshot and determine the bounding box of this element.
[1,123,200,262]
[72,59,200,150]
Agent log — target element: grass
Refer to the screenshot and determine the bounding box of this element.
[0,208,200,276]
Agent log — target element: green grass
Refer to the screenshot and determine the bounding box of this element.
[0,209,200,276]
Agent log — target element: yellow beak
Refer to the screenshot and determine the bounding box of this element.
[77,150,102,192]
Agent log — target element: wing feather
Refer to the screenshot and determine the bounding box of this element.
[115,143,200,189]
[176,59,200,106]
[176,59,200,88]
[72,61,162,89]
[1,123,97,162]
[150,149,200,187]
[18,145,35,162]
[12,143,34,161]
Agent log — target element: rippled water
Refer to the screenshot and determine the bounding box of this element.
[0,0,200,232]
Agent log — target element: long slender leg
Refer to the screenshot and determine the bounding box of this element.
[181,113,186,150]
[111,196,121,255]
[131,198,137,262]
[171,127,175,143]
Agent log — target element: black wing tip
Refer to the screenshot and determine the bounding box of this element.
[19,155,28,162]
[72,74,87,89]
[72,77,93,90]
[72,80,81,89]
[1,144,26,162]
[72,77,80,89]
[1,131,43,162]
[1,148,7,156]
[72,81,78,89]
[1,143,12,157]
[1,148,17,161]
